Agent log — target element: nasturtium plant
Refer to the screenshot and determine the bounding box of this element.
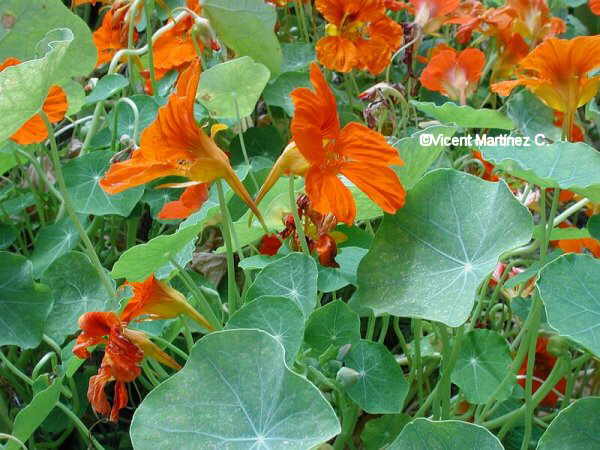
[2,0,600,448]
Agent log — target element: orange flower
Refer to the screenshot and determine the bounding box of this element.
[315,0,403,74]
[553,112,584,142]
[158,183,209,219]
[120,274,214,330]
[492,33,529,82]
[255,63,405,225]
[518,337,566,407]
[100,60,266,226]
[420,47,485,104]
[93,6,137,67]
[491,36,600,140]
[74,311,180,421]
[592,0,600,15]
[552,222,600,258]
[1,58,68,145]
[456,0,564,48]
[401,0,460,34]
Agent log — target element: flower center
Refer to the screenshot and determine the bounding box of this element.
[326,16,366,41]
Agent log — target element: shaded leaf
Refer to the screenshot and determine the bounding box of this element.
[0,251,51,348]
[412,101,515,130]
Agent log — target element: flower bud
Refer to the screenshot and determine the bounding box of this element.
[336,367,362,388]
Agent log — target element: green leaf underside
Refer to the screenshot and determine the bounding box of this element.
[0,28,73,141]
[481,141,600,202]
[130,329,340,449]
[355,169,533,327]
[538,254,600,356]
[388,418,503,449]
[411,101,516,130]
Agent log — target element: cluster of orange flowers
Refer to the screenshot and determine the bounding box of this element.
[74,275,212,421]
[5,0,582,421]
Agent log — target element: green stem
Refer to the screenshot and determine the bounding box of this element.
[233,98,259,192]
[553,197,590,227]
[144,0,158,98]
[41,113,116,299]
[289,176,310,255]
[56,402,105,450]
[171,258,222,330]
[216,180,241,314]
[378,314,390,343]
[332,392,360,450]
[0,434,27,450]
[413,319,424,406]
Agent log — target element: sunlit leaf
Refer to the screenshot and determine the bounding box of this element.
[130,329,340,448]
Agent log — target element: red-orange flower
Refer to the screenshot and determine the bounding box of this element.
[93,6,137,67]
[552,222,600,258]
[121,274,214,329]
[100,60,266,226]
[491,36,600,140]
[1,58,68,145]
[553,112,584,142]
[592,0,600,14]
[255,63,405,225]
[158,183,209,219]
[471,151,499,182]
[315,0,403,74]
[74,311,180,421]
[420,47,485,104]
[518,337,566,407]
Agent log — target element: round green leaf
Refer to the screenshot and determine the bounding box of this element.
[202,0,282,77]
[388,419,503,450]
[84,74,129,105]
[0,28,73,142]
[130,329,341,448]
[0,251,51,349]
[30,216,81,279]
[41,251,114,345]
[280,43,315,73]
[0,223,18,249]
[538,254,600,356]
[63,151,144,216]
[0,0,96,81]
[537,397,600,449]
[246,253,318,318]
[481,141,600,202]
[304,300,361,354]
[506,90,562,141]
[392,125,457,190]
[226,296,305,364]
[111,224,201,281]
[197,56,270,119]
[355,169,533,327]
[344,340,408,414]
[361,414,411,450]
[411,101,516,130]
[451,329,513,404]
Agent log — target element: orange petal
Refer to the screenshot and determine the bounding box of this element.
[420,49,457,94]
[305,167,356,225]
[338,122,403,166]
[10,85,68,145]
[491,79,523,96]
[158,183,209,219]
[591,0,600,15]
[340,161,406,214]
[458,48,486,84]
[110,380,129,422]
[152,17,198,74]
[316,36,359,73]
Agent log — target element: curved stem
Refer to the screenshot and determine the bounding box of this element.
[41,113,116,299]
